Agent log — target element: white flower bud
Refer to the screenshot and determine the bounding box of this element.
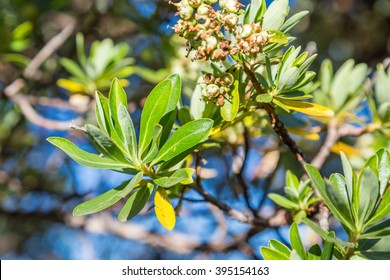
[197,4,211,17]
[219,0,227,9]
[224,14,238,28]
[206,84,220,97]
[240,24,253,38]
[220,73,234,86]
[180,5,194,20]
[225,0,238,13]
[205,36,218,51]
[260,31,269,42]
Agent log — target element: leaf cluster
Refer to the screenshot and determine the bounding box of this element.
[48,75,213,230]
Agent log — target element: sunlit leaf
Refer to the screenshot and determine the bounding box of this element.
[118,182,153,222]
[73,172,143,216]
[260,247,289,260]
[154,168,195,188]
[152,119,213,165]
[277,99,334,117]
[221,77,239,121]
[154,187,176,231]
[47,137,136,173]
[85,124,128,163]
[290,223,307,260]
[139,79,171,155]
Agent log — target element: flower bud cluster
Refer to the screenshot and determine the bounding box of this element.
[201,72,234,106]
[172,0,268,61]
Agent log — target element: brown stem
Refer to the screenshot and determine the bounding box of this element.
[242,63,307,166]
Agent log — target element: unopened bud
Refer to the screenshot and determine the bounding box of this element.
[225,0,239,13]
[224,14,238,28]
[206,84,220,97]
[180,5,194,20]
[205,36,218,51]
[220,73,234,86]
[240,24,253,38]
[219,0,227,9]
[203,73,215,84]
[197,4,212,17]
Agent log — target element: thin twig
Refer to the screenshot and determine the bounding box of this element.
[3,23,83,130]
[237,127,258,217]
[24,21,76,80]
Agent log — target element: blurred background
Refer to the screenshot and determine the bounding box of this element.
[0,0,389,260]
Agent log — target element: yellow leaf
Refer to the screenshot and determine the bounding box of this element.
[331,142,360,157]
[154,187,176,231]
[278,99,334,117]
[57,79,86,93]
[287,127,320,141]
[119,79,129,87]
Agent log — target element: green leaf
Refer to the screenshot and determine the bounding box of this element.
[272,98,290,112]
[301,218,353,248]
[109,78,128,129]
[375,64,390,105]
[357,168,379,227]
[139,79,171,155]
[267,30,288,45]
[269,240,291,257]
[327,174,354,226]
[376,148,390,196]
[159,110,177,148]
[262,0,289,31]
[178,107,193,125]
[154,187,176,231]
[368,187,390,225]
[142,125,163,163]
[265,55,275,87]
[76,33,87,68]
[319,59,333,94]
[95,91,111,135]
[73,172,143,216]
[220,78,239,121]
[290,250,302,260]
[256,93,273,103]
[321,232,335,260]
[85,124,128,163]
[280,10,309,33]
[154,168,194,188]
[356,251,390,260]
[47,137,136,173]
[268,193,298,210]
[59,58,88,81]
[308,244,322,260]
[361,219,390,239]
[286,170,299,189]
[118,182,153,222]
[278,66,299,90]
[260,247,289,260]
[340,152,355,207]
[276,91,312,101]
[305,165,356,232]
[165,74,182,114]
[243,0,266,24]
[290,223,307,260]
[117,104,139,164]
[152,119,213,165]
